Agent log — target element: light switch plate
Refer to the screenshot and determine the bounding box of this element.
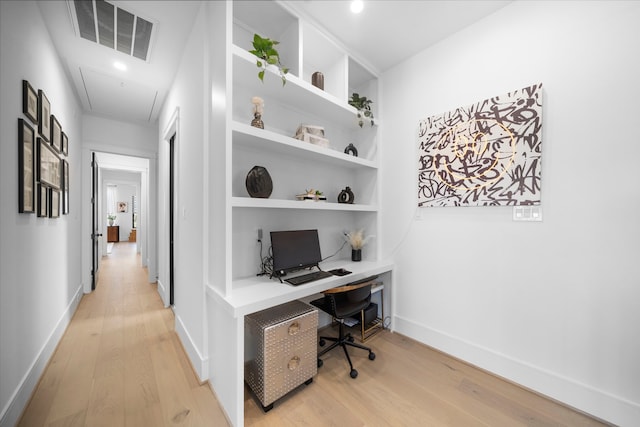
[513,206,542,221]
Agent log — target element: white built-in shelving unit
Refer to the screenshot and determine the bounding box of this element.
[206,2,392,426]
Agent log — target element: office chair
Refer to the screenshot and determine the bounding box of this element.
[310,277,377,378]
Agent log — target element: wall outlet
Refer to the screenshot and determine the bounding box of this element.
[257,228,263,241]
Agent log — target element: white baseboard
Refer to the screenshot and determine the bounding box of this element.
[394,315,639,427]
[0,285,83,427]
[156,279,168,307]
[174,313,208,383]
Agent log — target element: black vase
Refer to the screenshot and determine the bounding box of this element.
[245,166,273,198]
[351,249,362,262]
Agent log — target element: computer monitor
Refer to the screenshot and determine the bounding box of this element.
[270,229,322,276]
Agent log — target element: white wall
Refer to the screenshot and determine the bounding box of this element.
[0,2,83,425]
[380,1,640,425]
[158,2,208,381]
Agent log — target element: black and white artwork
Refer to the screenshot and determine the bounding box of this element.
[418,83,543,207]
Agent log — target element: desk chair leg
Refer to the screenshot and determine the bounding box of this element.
[316,322,376,378]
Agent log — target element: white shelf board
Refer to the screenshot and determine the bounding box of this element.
[232,122,377,170]
[213,259,394,317]
[233,45,381,129]
[231,196,377,212]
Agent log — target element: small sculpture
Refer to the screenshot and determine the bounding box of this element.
[251,96,264,129]
[337,187,354,204]
[344,143,358,157]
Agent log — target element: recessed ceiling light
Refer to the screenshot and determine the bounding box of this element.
[113,61,127,71]
[351,0,364,14]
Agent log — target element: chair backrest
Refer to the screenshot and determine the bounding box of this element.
[325,282,372,319]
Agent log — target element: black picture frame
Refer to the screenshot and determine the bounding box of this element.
[37,137,61,189]
[61,131,68,156]
[23,80,38,125]
[50,114,62,153]
[18,119,36,213]
[62,159,69,215]
[38,89,50,142]
[49,188,60,218]
[37,184,48,218]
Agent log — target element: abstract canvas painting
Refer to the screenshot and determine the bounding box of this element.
[418,83,542,207]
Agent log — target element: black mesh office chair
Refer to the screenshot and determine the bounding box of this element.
[310,277,377,378]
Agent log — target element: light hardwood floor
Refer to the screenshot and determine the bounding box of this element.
[18,243,228,427]
[19,243,609,426]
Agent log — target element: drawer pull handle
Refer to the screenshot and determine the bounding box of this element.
[288,356,300,370]
[288,321,300,335]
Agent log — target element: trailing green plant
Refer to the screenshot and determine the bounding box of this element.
[249,34,289,86]
[349,93,375,127]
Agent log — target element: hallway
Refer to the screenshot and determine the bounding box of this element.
[18,243,229,426]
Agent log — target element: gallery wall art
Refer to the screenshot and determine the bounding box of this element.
[418,83,542,207]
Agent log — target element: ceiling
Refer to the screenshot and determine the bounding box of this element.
[38,0,511,125]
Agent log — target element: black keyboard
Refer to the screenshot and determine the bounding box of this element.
[285,270,332,286]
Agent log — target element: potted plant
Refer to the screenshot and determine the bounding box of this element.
[249,34,289,86]
[107,213,117,226]
[349,93,375,127]
[344,229,373,261]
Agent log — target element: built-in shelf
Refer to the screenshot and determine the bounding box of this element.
[233,46,381,129]
[232,122,377,170]
[231,197,376,212]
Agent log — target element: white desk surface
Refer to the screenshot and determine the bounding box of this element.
[218,259,393,317]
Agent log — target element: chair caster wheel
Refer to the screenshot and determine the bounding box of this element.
[350,369,358,379]
[347,336,355,343]
[369,352,376,361]
[319,339,326,346]
[317,358,323,368]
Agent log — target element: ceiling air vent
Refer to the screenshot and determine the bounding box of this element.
[72,0,154,61]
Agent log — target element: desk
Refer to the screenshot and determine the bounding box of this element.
[205,259,393,427]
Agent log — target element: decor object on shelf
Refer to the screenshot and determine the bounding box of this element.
[311,71,324,90]
[344,143,358,157]
[344,229,373,262]
[294,124,329,148]
[246,165,273,198]
[417,82,543,207]
[249,33,289,86]
[337,187,354,204]
[295,189,326,202]
[251,96,264,129]
[349,93,375,127]
[108,213,116,226]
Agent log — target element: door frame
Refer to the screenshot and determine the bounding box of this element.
[161,108,179,308]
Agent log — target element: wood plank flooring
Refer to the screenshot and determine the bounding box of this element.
[18,243,228,427]
[19,242,610,426]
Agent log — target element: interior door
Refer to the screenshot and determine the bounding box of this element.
[91,152,101,290]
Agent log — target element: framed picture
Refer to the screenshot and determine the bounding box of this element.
[61,131,68,156]
[118,201,128,213]
[38,89,50,142]
[37,184,48,218]
[37,137,61,189]
[50,115,62,153]
[49,188,60,218]
[23,80,38,124]
[62,159,69,214]
[18,119,36,213]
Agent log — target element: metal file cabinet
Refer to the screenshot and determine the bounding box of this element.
[245,300,318,411]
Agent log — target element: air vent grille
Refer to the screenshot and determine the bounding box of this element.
[73,0,153,61]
